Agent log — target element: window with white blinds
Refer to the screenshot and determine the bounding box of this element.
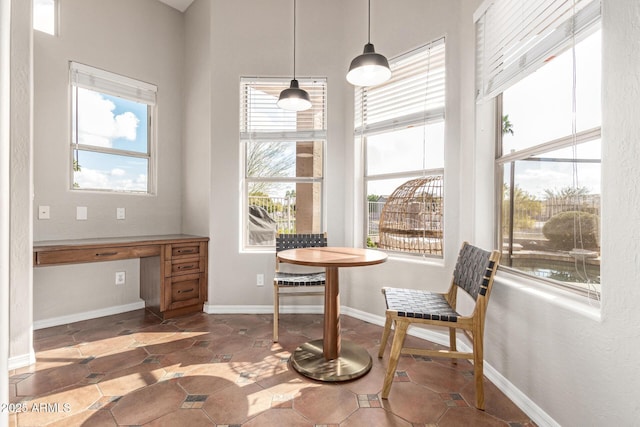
[358,39,446,257]
[475,0,601,102]
[355,39,445,135]
[70,62,157,106]
[240,77,327,249]
[240,78,327,140]
[70,62,156,193]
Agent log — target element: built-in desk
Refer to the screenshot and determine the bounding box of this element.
[33,234,209,319]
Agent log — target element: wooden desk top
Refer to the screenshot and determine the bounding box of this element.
[33,234,209,252]
[277,247,387,268]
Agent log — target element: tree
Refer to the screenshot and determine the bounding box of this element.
[246,142,294,195]
[502,184,542,232]
[542,211,599,250]
[502,114,514,136]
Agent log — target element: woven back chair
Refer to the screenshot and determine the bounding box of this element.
[273,232,327,342]
[378,241,500,410]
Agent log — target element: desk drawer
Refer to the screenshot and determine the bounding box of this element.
[171,244,201,258]
[171,259,201,275]
[165,272,203,310]
[35,245,160,266]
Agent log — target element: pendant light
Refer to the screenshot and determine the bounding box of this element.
[346,0,391,87]
[278,0,312,111]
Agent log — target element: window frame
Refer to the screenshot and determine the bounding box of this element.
[240,77,327,251]
[494,34,602,298]
[358,39,446,258]
[69,62,157,195]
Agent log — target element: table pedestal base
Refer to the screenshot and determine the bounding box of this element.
[290,339,372,382]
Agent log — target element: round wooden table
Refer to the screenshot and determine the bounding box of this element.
[277,247,388,381]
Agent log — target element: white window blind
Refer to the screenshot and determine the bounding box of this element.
[70,62,157,105]
[475,0,600,102]
[240,78,327,141]
[355,38,445,136]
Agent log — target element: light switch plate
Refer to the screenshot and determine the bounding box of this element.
[38,205,50,220]
[76,206,88,220]
[116,207,125,220]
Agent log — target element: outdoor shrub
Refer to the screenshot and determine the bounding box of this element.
[542,211,599,250]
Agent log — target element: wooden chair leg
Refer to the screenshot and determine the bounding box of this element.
[378,314,393,358]
[381,320,409,399]
[273,285,279,342]
[449,327,457,352]
[473,331,485,410]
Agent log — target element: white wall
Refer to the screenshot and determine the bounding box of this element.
[202,0,352,309]
[8,0,33,369]
[1,0,13,424]
[31,0,185,323]
[182,0,210,236]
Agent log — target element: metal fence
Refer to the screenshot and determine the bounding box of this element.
[249,196,296,233]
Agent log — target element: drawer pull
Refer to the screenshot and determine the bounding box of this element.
[96,252,118,257]
[177,264,196,270]
[176,248,196,254]
[177,288,195,294]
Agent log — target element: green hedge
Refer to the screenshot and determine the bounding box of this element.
[542,211,600,250]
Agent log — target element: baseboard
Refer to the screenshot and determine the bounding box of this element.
[8,350,36,371]
[33,300,146,330]
[204,303,323,315]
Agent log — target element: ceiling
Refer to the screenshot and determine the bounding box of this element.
[156,0,194,13]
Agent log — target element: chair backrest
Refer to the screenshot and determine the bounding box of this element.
[452,242,501,301]
[275,233,327,253]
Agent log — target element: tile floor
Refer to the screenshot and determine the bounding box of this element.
[8,310,536,426]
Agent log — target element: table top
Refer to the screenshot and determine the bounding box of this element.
[277,247,388,268]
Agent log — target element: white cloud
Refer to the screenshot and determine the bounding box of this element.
[111,168,126,176]
[77,89,139,148]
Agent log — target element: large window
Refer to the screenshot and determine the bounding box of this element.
[70,62,156,194]
[33,0,56,35]
[477,0,602,296]
[240,78,327,249]
[357,39,446,257]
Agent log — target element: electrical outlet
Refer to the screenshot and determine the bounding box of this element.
[256,273,264,287]
[115,271,126,285]
[38,205,50,220]
[116,207,126,220]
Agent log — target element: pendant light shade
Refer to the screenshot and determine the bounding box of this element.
[277,79,312,111]
[347,0,391,87]
[347,43,391,87]
[278,0,311,111]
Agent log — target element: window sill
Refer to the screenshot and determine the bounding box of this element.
[494,269,601,322]
[385,251,445,268]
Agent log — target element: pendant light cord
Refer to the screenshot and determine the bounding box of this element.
[293,0,297,79]
[367,0,371,43]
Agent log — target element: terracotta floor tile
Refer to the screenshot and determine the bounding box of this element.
[8,310,536,426]
[110,379,186,425]
[341,407,413,427]
[293,384,359,424]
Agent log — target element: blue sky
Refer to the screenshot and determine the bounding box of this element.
[73,89,149,192]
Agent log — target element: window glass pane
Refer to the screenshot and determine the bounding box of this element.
[73,150,148,192]
[501,146,601,287]
[246,141,323,178]
[33,0,55,35]
[73,87,149,154]
[247,182,322,246]
[502,31,601,153]
[366,122,444,176]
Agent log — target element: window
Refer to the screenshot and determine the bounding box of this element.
[357,39,446,257]
[33,0,56,35]
[70,62,157,193]
[240,78,327,249]
[477,0,602,296]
